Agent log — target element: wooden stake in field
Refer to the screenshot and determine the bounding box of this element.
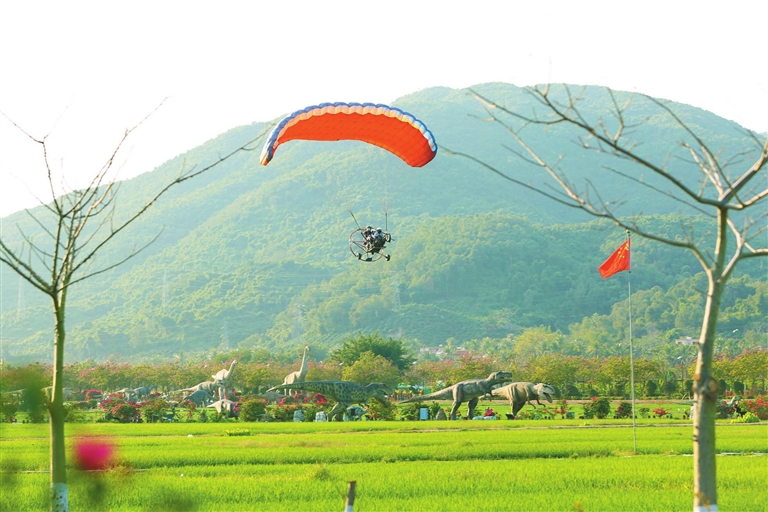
[345,481,357,512]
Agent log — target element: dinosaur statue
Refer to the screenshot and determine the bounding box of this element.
[281,346,310,395]
[207,399,237,417]
[491,382,555,418]
[132,386,156,401]
[36,387,77,401]
[115,388,133,400]
[183,389,212,407]
[268,380,391,421]
[252,391,285,404]
[212,360,238,400]
[174,380,223,396]
[399,371,514,420]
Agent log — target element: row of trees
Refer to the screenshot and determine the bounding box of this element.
[3,343,765,401]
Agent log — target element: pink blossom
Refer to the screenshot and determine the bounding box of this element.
[74,439,115,470]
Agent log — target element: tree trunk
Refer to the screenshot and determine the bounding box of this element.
[692,272,725,511]
[50,292,68,511]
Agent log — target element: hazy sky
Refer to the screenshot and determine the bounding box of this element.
[1,0,766,217]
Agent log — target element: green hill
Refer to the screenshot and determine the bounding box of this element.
[1,83,764,362]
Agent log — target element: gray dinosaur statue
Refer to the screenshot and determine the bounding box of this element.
[183,389,212,407]
[281,346,310,396]
[491,382,555,418]
[207,399,237,417]
[132,386,156,400]
[212,360,238,400]
[174,381,222,396]
[268,380,391,421]
[399,371,514,420]
[252,391,285,404]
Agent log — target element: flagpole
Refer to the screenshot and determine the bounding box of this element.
[627,230,637,453]
[597,232,636,453]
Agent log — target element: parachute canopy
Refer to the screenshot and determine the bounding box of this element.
[260,102,437,167]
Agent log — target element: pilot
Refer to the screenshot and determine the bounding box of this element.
[373,228,385,248]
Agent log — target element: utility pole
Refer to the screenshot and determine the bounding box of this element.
[16,275,24,321]
[162,267,168,311]
[221,321,230,349]
[391,271,401,312]
[293,301,304,341]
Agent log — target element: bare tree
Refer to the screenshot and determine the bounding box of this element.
[0,108,270,511]
[449,84,767,511]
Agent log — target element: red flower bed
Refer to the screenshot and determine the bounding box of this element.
[742,396,767,420]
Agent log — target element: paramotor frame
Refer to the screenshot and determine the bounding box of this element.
[349,228,392,262]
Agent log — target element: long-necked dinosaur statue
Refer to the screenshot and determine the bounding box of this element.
[268,380,391,421]
[491,382,555,418]
[212,360,238,400]
[399,371,513,420]
[173,380,223,396]
[281,346,310,395]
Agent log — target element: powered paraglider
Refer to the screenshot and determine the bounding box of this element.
[260,102,437,167]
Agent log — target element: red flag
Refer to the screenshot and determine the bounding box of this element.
[598,239,631,279]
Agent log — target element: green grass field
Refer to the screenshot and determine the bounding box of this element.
[1,420,766,511]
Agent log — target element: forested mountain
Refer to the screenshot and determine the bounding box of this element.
[1,83,764,362]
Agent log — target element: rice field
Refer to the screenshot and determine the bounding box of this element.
[1,421,766,511]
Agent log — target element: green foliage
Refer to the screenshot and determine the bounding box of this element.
[331,332,415,372]
[104,400,140,423]
[0,399,18,421]
[341,351,401,388]
[267,403,303,422]
[62,403,87,423]
[398,402,422,421]
[615,402,633,419]
[139,397,169,423]
[738,412,760,423]
[583,397,611,419]
[224,428,250,436]
[238,398,267,422]
[366,400,396,421]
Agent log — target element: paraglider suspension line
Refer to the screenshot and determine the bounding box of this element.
[348,210,362,231]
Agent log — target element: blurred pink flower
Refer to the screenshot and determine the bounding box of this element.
[74,439,114,470]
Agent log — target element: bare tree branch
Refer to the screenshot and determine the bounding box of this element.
[454,83,766,510]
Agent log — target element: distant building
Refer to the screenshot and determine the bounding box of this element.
[420,346,444,356]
